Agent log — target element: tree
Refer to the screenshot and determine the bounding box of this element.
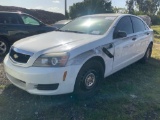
[158,10,160,15]
[146,0,160,15]
[113,7,128,14]
[126,0,160,15]
[69,0,113,19]
[137,0,160,15]
[126,0,135,14]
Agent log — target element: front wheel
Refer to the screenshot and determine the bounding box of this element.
[74,60,104,99]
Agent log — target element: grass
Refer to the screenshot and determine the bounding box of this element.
[0,26,160,120]
[0,85,5,89]
[152,25,160,43]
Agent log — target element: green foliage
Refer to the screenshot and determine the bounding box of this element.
[126,0,135,14]
[126,0,160,25]
[126,0,160,15]
[150,15,160,25]
[113,7,128,14]
[133,10,146,15]
[152,25,160,43]
[69,0,113,19]
[140,0,159,15]
[157,11,160,16]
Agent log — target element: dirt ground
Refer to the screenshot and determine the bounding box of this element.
[0,58,10,89]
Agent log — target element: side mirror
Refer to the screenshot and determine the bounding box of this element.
[116,31,127,38]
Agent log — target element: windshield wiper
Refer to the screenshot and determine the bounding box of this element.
[65,30,85,34]
[55,29,64,32]
[56,29,86,34]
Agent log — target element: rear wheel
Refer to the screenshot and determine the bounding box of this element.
[0,38,9,56]
[74,60,104,99]
[140,43,152,63]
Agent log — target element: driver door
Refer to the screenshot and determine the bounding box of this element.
[113,16,136,72]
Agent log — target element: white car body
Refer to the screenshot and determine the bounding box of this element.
[4,14,153,95]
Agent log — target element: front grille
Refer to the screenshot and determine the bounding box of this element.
[10,48,31,63]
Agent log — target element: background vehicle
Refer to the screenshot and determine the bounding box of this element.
[0,11,56,56]
[4,14,153,99]
[138,15,151,27]
[51,20,71,29]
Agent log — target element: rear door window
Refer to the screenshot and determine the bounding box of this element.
[0,14,20,24]
[5,14,20,24]
[0,14,7,24]
[131,17,145,33]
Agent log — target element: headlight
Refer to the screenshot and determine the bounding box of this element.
[33,52,69,67]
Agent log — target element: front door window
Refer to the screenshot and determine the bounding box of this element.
[20,14,40,25]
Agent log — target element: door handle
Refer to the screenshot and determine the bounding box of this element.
[132,37,137,41]
[123,44,133,48]
[145,32,150,35]
[124,45,130,48]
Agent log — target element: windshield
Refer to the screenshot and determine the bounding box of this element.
[59,16,116,35]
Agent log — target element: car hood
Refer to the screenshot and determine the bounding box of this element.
[13,31,101,53]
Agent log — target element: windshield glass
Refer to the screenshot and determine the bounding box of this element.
[59,16,116,35]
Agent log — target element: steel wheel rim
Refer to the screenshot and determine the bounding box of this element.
[0,41,7,55]
[85,72,96,89]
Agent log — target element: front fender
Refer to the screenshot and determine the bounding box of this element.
[67,44,115,78]
[67,47,103,66]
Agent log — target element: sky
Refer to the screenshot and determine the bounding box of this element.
[0,0,127,14]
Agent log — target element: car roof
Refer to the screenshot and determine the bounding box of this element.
[0,11,26,14]
[83,13,130,17]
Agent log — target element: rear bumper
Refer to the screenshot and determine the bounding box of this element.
[4,55,81,95]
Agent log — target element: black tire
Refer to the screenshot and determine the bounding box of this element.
[140,43,153,63]
[0,38,9,56]
[74,60,104,99]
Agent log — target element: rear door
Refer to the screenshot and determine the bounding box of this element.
[130,16,151,57]
[113,16,136,71]
[0,13,28,43]
[0,14,8,36]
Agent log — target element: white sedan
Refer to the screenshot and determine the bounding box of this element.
[4,14,153,99]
